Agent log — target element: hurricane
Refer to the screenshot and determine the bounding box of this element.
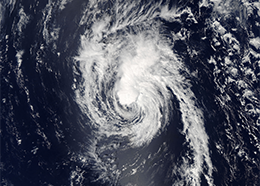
[74,1,213,185]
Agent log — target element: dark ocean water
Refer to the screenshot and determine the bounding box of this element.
[1,0,260,186]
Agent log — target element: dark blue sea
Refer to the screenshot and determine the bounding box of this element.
[1,0,260,185]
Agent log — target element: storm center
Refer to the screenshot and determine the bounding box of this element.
[116,75,139,105]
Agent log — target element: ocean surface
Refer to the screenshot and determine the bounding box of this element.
[1,0,260,185]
